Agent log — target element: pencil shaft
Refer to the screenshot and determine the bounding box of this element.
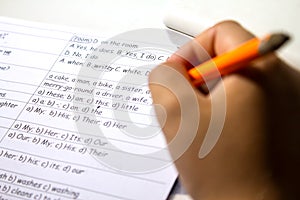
[188,37,260,81]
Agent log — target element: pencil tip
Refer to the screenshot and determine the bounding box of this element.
[259,33,290,54]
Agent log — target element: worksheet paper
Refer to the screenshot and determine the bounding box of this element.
[0,17,187,200]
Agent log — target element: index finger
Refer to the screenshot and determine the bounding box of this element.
[168,21,255,68]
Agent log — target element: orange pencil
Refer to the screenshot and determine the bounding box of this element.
[188,33,290,85]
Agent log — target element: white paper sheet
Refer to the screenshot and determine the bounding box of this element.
[0,17,186,200]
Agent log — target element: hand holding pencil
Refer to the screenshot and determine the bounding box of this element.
[149,21,300,200]
[188,33,289,85]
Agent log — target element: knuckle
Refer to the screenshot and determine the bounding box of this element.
[215,20,241,28]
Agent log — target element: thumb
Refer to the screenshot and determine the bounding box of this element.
[148,61,203,159]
